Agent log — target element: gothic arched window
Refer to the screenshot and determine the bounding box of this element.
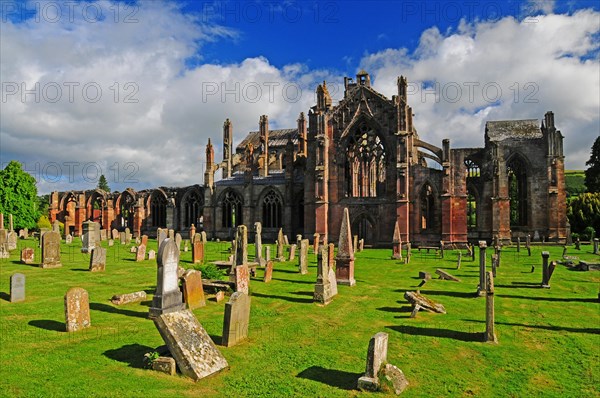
[183,190,202,228]
[465,159,480,230]
[345,123,386,198]
[420,184,435,231]
[150,192,167,228]
[507,156,528,227]
[262,189,282,228]
[222,190,243,228]
[119,191,135,228]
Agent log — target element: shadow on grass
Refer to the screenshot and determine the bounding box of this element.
[387,325,483,342]
[497,294,598,303]
[103,343,155,368]
[209,334,222,345]
[377,306,412,313]
[419,290,478,298]
[90,302,148,319]
[297,366,361,390]
[29,319,64,332]
[463,319,600,334]
[271,277,314,285]
[496,282,540,289]
[0,292,10,302]
[71,268,90,272]
[290,291,313,297]
[251,292,312,304]
[273,268,302,274]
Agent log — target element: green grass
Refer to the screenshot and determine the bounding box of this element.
[1,238,599,397]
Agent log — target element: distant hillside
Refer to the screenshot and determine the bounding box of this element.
[565,170,586,196]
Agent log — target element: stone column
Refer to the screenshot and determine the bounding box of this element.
[541,251,550,288]
[478,241,487,296]
[484,271,497,343]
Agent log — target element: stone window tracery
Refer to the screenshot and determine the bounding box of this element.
[345,123,386,197]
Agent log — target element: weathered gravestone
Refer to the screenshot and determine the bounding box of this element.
[313,233,320,254]
[182,269,206,310]
[149,239,185,317]
[335,208,356,286]
[353,235,359,254]
[7,231,17,251]
[89,247,107,272]
[456,251,462,269]
[222,291,251,347]
[10,273,25,302]
[288,244,296,261]
[152,310,229,381]
[477,241,487,296]
[404,291,446,318]
[41,231,62,268]
[81,221,98,253]
[265,246,271,262]
[575,237,581,250]
[20,247,34,264]
[436,268,461,282]
[263,260,273,283]
[125,228,132,244]
[0,230,8,259]
[157,228,167,248]
[275,228,285,261]
[100,229,107,241]
[296,234,302,246]
[192,234,204,264]
[189,224,196,242]
[175,233,182,251]
[52,219,60,234]
[327,243,338,297]
[298,239,309,274]
[358,239,364,252]
[314,245,336,305]
[120,232,126,245]
[283,235,289,246]
[594,238,599,255]
[357,332,409,394]
[136,244,147,262]
[517,236,521,252]
[112,228,119,240]
[148,250,156,260]
[405,242,412,264]
[64,287,90,332]
[541,252,557,288]
[168,229,174,240]
[65,234,73,244]
[141,235,148,246]
[485,271,498,343]
[235,264,249,295]
[254,222,265,266]
[111,291,147,305]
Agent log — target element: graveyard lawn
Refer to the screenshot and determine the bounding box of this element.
[0,238,598,398]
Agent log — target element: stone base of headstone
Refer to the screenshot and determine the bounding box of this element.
[357,376,380,392]
[153,309,229,381]
[149,292,185,318]
[335,258,355,286]
[152,357,177,376]
[313,283,333,305]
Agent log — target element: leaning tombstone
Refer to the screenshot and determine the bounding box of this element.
[20,247,34,264]
[357,332,408,394]
[89,247,107,272]
[182,269,206,310]
[41,231,62,268]
[64,287,91,332]
[221,292,251,347]
[10,273,25,303]
[288,244,296,261]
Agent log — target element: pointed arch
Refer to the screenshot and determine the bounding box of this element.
[220,189,243,228]
[115,189,136,229]
[351,212,375,244]
[506,153,529,227]
[259,187,283,228]
[180,187,203,228]
[419,181,438,232]
[149,189,168,228]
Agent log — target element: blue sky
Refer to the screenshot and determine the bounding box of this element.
[1,0,599,193]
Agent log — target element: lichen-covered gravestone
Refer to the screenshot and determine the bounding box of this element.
[10,273,25,302]
[235,264,249,295]
[136,244,146,262]
[263,260,273,283]
[41,231,62,268]
[314,245,336,305]
[64,287,91,332]
[288,244,296,261]
[298,239,309,274]
[81,221,98,253]
[192,234,204,264]
[89,247,107,272]
[222,291,251,347]
[357,332,409,394]
[335,208,356,286]
[20,247,34,264]
[182,269,206,310]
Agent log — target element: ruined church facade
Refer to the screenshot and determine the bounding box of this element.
[49,71,567,245]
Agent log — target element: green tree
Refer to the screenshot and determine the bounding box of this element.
[0,161,41,229]
[97,174,110,192]
[567,192,600,238]
[584,135,600,193]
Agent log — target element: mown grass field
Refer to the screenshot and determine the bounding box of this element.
[0,237,598,397]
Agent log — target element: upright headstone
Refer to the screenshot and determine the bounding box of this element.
[108,239,114,247]
[516,236,521,252]
[313,233,320,254]
[222,292,251,347]
[299,239,309,274]
[8,214,14,231]
[314,245,335,305]
[21,247,34,264]
[594,238,599,255]
[192,234,204,264]
[276,228,285,261]
[157,228,167,248]
[327,243,338,297]
[7,230,17,251]
[41,231,62,268]
[136,244,146,262]
[263,260,273,283]
[235,225,248,266]
[288,244,296,261]
[336,208,356,286]
[100,229,107,241]
[477,241,487,296]
[440,240,445,259]
[456,251,462,270]
[540,252,556,288]
[10,273,25,302]
[254,222,265,266]
[141,235,148,246]
[89,247,107,272]
[52,219,60,234]
[148,250,156,260]
[175,233,182,251]
[168,229,174,240]
[81,221,98,253]
[526,234,532,256]
[283,235,289,246]
[64,287,91,332]
[0,229,8,258]
[65,234,73,244]
[391,221,402,260]
[358,239,364,252]
[265,246,271,262]
[533,230,540,242]
[353,235,359,254]
[149,239,185,317]
[120,232,126,245]
[575,237,581,250]
[182,269,206,310]
[296,234,302,246]
[357,332,389,391]
[189,224,196,242]
[200,231,207,243]
[112,228,119,240]
[484,271,497,343]
[405,242,412,264]
[235,264,249,295]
